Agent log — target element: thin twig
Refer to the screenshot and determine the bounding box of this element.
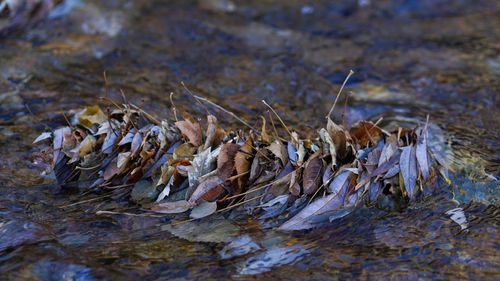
[129,103,161,125]
[216,194,265,213]
[262,100,293,138]
[188,90,259,133]
[327,70,355,119]
[96,210,166,218]
[180,82,211,115]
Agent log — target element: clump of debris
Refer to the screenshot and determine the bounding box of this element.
[32,81,449,231]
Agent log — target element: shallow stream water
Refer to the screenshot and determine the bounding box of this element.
[0,0,499,280]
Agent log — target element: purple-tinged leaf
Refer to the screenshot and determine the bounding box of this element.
[118,128,136,145]
[416,128,430,180]
[130,131,143,155]
[370,150,401,177]
[400,145,417,200]
[328,170,351,195]
[279,182,348,231]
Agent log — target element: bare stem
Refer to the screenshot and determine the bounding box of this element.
[327,69,355,119]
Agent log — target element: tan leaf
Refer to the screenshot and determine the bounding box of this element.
[268,140,288,165]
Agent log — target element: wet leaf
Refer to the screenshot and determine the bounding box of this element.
[190,201,217,219]
[175,119,202,147]
[259,194,289,219]
[326,118,348,158]
[302,154,322,195]
[162,218,239,243]
[220,235,261,260]
[238,245,308,274]
[151,200,193,214]
[400,145,417,200]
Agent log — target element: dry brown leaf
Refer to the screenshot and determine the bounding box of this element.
[303,154,322,194]
[103,158,119,181]
[289,170,301,196]
[327,118,348,159]
[234,137,254,194]
[217,143,240,180]
[349,121,384,148]
[189,176,225,204]
[175,119,203,147]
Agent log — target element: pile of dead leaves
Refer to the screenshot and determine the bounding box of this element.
[33,100,449,231]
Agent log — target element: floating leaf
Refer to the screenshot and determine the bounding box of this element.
[220,235,262,260]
